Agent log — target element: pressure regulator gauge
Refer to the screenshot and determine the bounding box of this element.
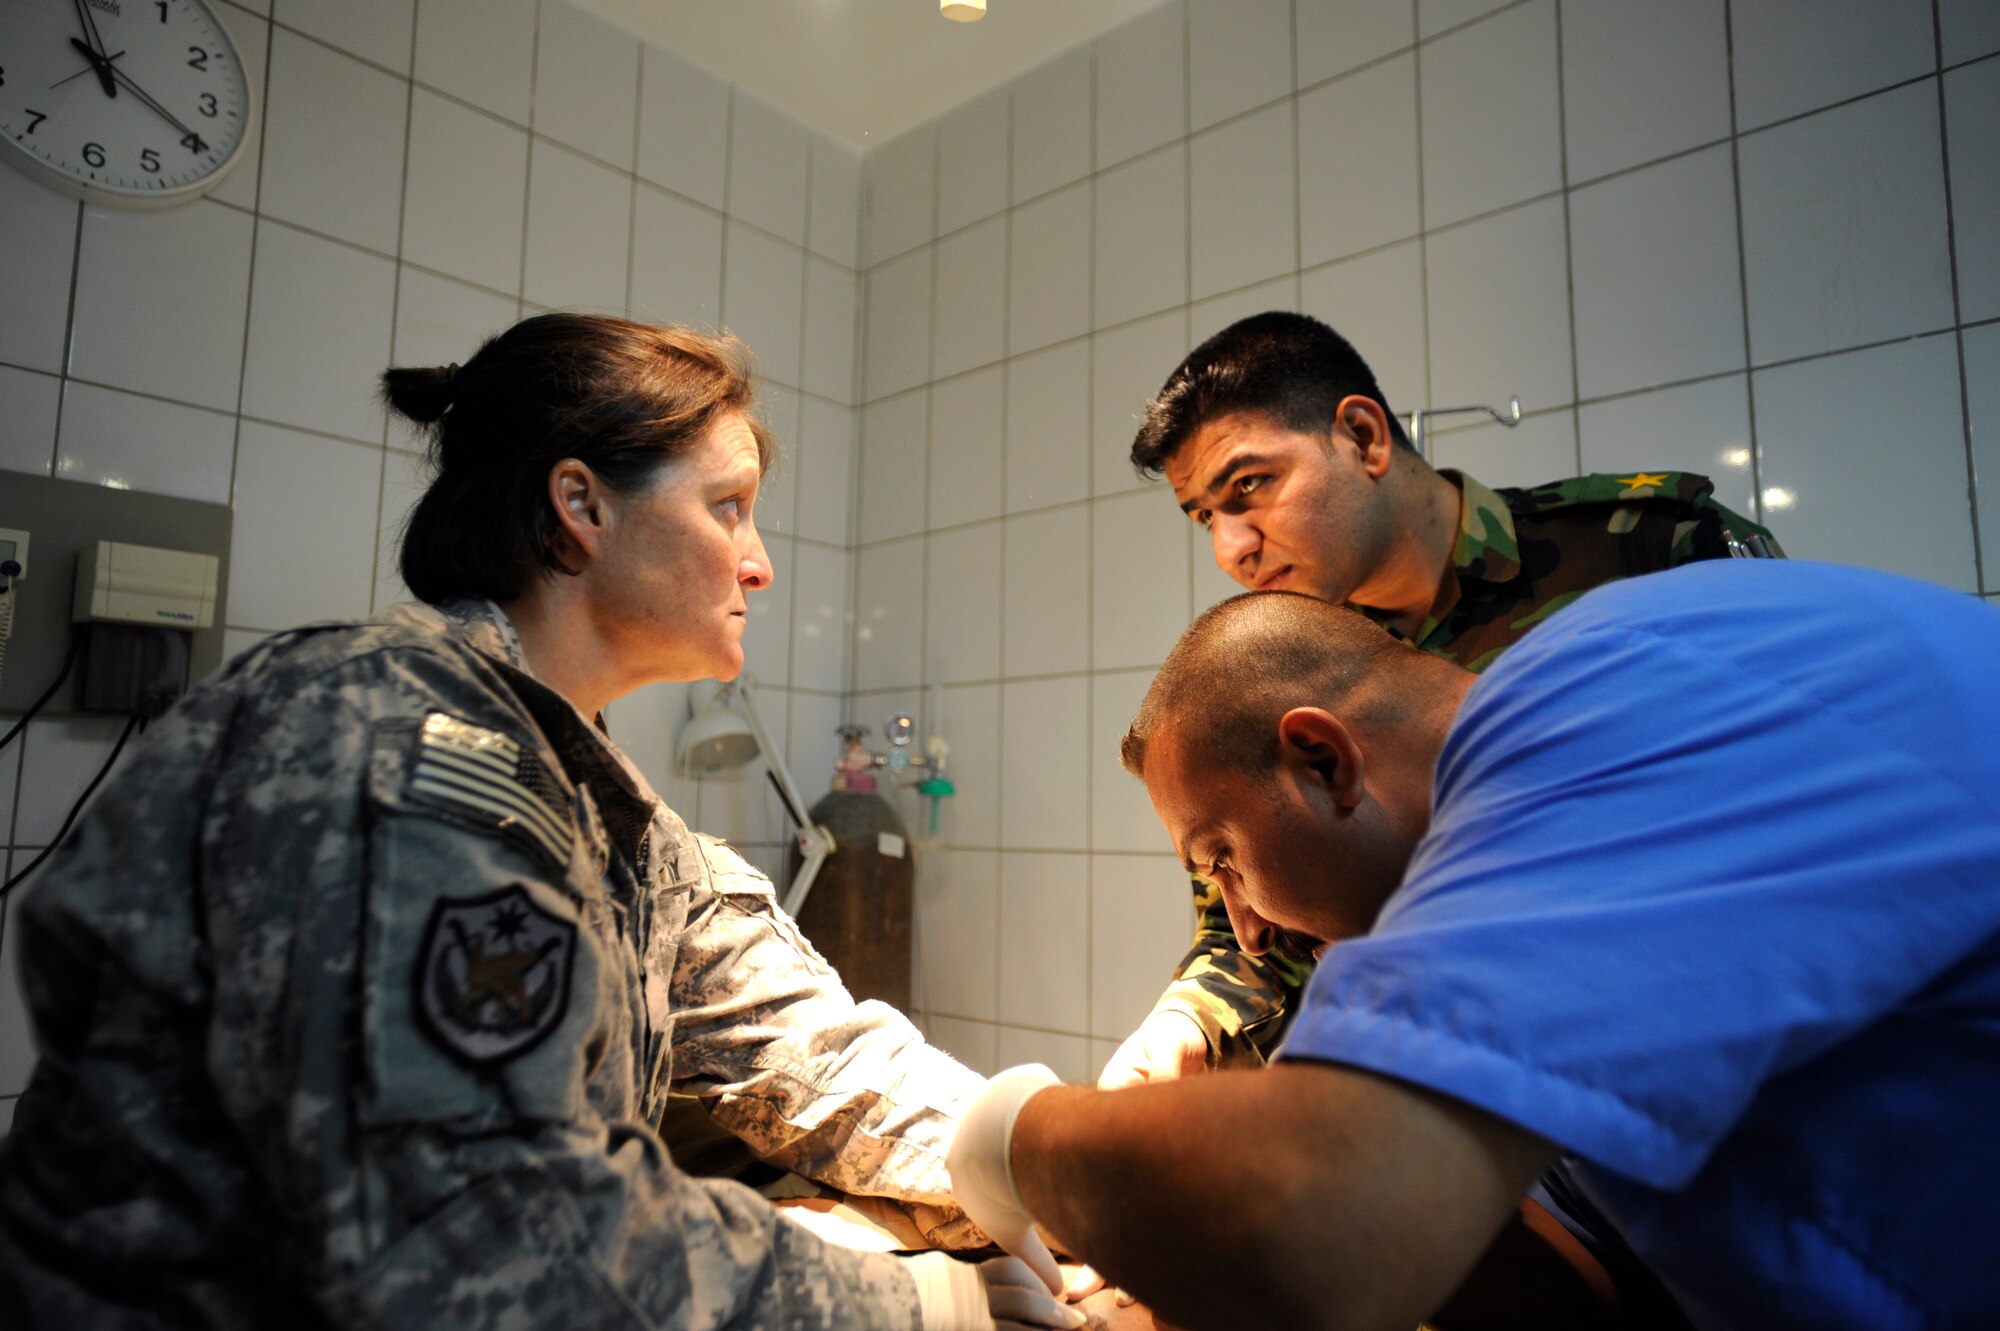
[0,0,252,207]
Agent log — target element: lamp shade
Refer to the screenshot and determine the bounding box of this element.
[941,0,986,20]
[678,694,758,774]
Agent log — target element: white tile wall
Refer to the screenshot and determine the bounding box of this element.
[1568,145,1745,399]
[1012,54,1095,211]
[1753,334,1976,591]
[413,0,536,125]
[1425,196,1574,412]
[533,0,639,168]
[997,852,1089,1027]
[56,385,236,505]
[1297,0,1413,87]
[259,30,408,255]
[401,89,529,297]
[1300,239,1426,417]
[1962,324,2000,578]
[936,90,1011,237]
[1738,82,1953,366]
[278,0,414,74]
[1946,59,2000,323]
[1090,490,1192,671]
[1578,376,1759,519]
[729,92,811,247]
[0,174,79,374]
[1092,310,1190,496]
[1188,102,1297,301]
[858,390,930,543]
[0,367,61,477]
[1007,183,1091,356]
[1004,342,1091,514]
[629,185,724,328]
[1940,0,2000,65]
[1189,0,1294,131]
[853,537,926,692]
[1097,1,1186,171]
[1090,854,1193,1038]
[1560,0,1732,183]
[928,367,1007,530]
[1002,508,1090,678]
[70,202,255,413]
[925,524,1004,685]
[1729,0,1936,132]
[1094,146,1189,331]
[1299,54,1420,267]
[523,142,632,314]
[637,44,729,209]
[933,218,1009,380]
[864,248,934,400]
[1419,0,1561,229]
[0,2,872,1104]
[724,222,806,388]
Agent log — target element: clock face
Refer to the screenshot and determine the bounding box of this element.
[0,0,251,206]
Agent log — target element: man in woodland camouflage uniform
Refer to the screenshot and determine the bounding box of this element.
[0,600,1018,1328]
[1106,312,1782,1082]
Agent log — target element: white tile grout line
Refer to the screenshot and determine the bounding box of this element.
[1931,0,1987,592]
[366,4,423,616]
[1552,0,1584,477]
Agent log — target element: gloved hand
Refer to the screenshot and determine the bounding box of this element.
[946,1064,1065,1296]
[905,1251,1087,1330]
[1097,1008,1208,1089]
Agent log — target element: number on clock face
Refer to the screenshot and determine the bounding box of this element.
[0,0,250,204]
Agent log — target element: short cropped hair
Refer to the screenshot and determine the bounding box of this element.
[382,314,771,605]
[1121,591,1417,781]
[1129,311,1409,477]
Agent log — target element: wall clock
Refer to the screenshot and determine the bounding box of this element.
[0,0,252,207]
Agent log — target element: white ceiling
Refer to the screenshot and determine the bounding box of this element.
[571,0,1174,150]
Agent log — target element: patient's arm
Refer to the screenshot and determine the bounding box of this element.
[1009,1061,1558,1331]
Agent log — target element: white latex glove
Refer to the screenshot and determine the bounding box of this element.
[905,1252,1085,1330]
[1097,1008,1208,1089]
[946,1063,1065,1297]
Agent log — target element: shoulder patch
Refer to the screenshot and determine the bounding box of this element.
[410,712,574,869]
[415,884,577,1065]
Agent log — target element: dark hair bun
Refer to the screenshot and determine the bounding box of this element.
[380,363,457,425]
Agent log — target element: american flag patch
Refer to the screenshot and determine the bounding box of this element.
[413,713,573,869]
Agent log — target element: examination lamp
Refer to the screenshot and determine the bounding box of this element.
[677,675,837,918]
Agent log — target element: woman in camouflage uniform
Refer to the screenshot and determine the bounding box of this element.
[0,315,1074,1331]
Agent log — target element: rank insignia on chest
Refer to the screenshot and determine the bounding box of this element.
[415,885,577,1065]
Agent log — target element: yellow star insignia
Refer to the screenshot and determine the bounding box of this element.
[1617,472,1670,493]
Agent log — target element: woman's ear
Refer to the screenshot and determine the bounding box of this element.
[1276,706,1368,810]
[547,458,607,570]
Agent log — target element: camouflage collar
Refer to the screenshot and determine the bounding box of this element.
[1442,469,1522,587]
[385,598,532,674]
[1385,470,1519,645]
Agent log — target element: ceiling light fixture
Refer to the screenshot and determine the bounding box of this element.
[941,0,987,20]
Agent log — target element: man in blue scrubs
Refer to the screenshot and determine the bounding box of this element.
[946,560,2000,1331]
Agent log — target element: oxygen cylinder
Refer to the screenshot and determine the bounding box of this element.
[788,789,914,1010]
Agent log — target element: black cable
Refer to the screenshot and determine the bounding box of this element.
[0,631,82,755]
[1,712,144,900]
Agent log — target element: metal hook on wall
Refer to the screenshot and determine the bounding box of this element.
[1406,396,1522,462]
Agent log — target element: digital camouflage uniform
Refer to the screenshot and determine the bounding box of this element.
[0,599,987,1330]
[1151,470,1783,1066]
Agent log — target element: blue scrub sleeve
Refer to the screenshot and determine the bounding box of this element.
[1279,614,2000,1190]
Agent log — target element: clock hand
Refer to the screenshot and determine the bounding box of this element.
[105,61,209,153]
[68,34,119,100]
[50,47,124,92]
[68,0,119,97]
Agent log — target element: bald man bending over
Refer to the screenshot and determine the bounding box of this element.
[946,561,2000,1331]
